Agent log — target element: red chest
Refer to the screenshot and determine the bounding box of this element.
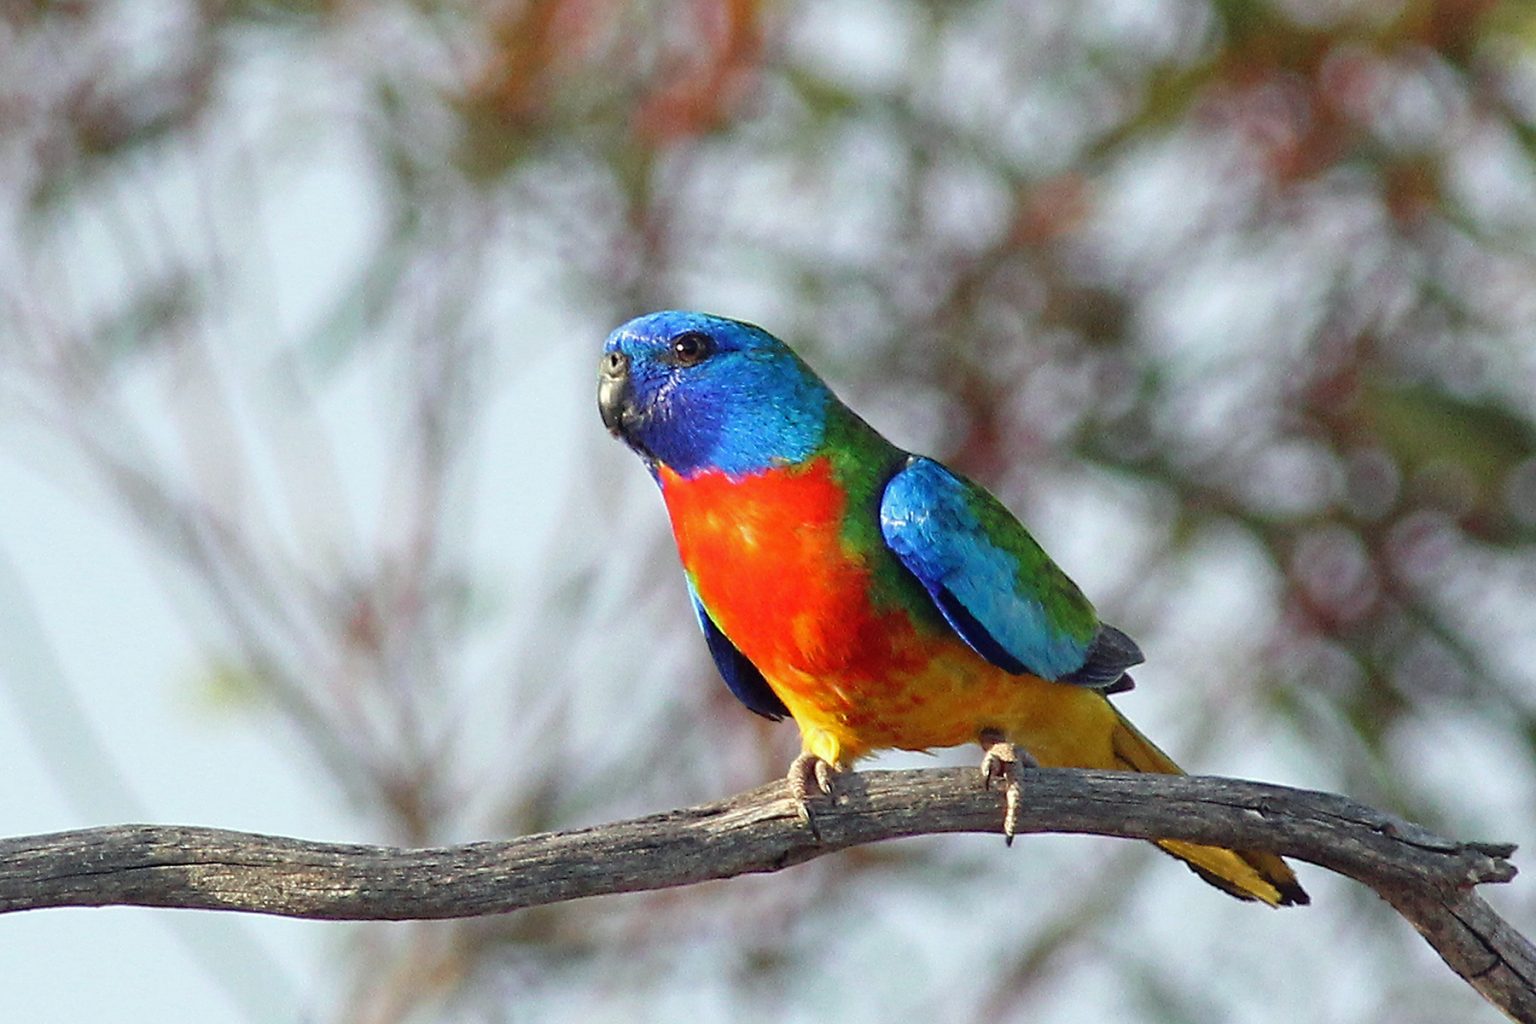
[658,459,916,685]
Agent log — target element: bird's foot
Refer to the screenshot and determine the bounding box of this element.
[978,729,1037,845]
[786,751,838,840]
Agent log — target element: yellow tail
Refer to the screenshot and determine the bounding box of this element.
[1108,709,1309,907]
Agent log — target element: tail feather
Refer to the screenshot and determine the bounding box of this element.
[1109,709,1309,907]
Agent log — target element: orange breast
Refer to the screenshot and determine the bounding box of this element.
[659,459,895,676]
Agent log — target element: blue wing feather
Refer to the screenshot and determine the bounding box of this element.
[880,456,1142,688]
[685,579,788,720]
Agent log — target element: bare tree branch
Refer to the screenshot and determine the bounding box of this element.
[0,768,1529,1021]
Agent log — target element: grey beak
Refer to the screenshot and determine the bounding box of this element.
[598,350,631,437]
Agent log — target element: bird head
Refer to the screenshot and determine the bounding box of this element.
[599,311,830,477]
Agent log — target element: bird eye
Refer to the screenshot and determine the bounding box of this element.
[670,331,712,367]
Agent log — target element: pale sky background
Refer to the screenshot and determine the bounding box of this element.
[3,4,1534,1023]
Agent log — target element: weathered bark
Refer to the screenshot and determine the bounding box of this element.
[0,769,1529,1021]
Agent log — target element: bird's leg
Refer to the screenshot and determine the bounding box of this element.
[786,751,838,840]
[978,728,1037,845]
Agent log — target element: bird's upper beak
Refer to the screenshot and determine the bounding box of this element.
[598,350,632,438]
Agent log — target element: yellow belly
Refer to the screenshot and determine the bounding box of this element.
[771,637,1120,770]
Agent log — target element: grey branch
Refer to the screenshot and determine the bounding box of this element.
[1,768,1530,1021]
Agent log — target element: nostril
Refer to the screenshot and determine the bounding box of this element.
[602,351,628,375]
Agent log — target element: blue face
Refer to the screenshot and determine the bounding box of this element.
[599,311,829,477]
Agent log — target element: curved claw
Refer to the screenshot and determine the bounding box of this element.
[978,729,1036,845]
[786,752,837,840]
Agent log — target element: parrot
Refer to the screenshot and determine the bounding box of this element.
[598,310,1307,906]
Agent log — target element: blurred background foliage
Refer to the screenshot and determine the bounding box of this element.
[5,0,1536,1022]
